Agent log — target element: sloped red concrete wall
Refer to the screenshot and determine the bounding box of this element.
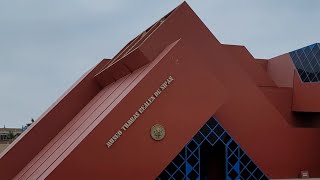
[0,60,108,180]
[292,71,320,112]
[269,53,320,112]
[45,39,227,180]
[1,2,320,180]
[224,45,275,87]
[268,54,295,88]
[47,3,320,178]
[14,63,151,179]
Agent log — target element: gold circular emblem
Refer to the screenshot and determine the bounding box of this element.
[151,124,165,141]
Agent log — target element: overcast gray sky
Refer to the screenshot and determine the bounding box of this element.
[0,0,319,127]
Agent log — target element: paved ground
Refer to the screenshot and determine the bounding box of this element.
[0,144,9,154]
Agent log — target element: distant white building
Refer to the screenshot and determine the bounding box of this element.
[0,128,22,143]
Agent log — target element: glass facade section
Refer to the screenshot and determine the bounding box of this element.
[157,117,268,180]
[289,43,320,82]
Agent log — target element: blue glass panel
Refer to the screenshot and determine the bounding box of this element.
[289,43,320,83]
[157,117,269,180]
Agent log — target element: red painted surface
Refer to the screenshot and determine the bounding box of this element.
[223,45,275,87]
[255,59,268,71]
[292,71,320,112]
[269,54,320,112]
[0,60,108,180]
[260,87,293,122]
[1,2,320,180]
[268,54,295,88]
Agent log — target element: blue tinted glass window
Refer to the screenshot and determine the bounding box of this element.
[289,43,320,83]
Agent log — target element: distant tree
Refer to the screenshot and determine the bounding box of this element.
[7,131,14,140]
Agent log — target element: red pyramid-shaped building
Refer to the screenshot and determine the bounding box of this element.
[1,2,320,179]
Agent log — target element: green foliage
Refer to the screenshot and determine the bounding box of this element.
[7,131,14,139]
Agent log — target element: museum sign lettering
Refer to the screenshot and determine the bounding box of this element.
[106,76,174,148]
